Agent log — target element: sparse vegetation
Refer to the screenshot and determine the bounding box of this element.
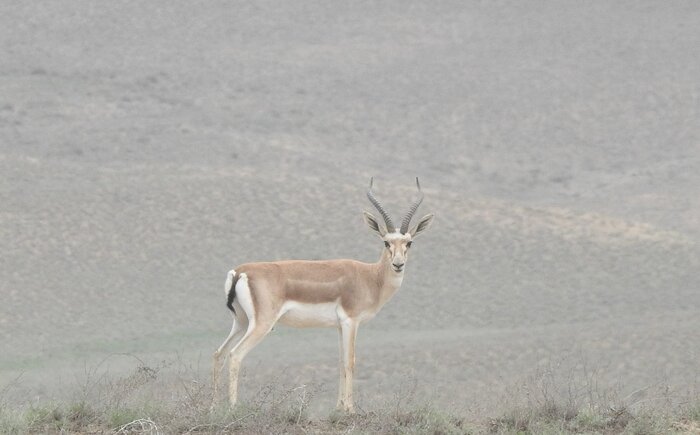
[2,398,699,434]
[1,360,698,434]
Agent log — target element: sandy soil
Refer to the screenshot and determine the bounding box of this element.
[1,0,699,415]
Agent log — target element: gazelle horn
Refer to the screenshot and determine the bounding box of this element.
[400,177,424,234]
[367,177,395,232]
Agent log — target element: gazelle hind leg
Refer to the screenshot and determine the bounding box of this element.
[227,319,274,409]
[212,315,246,405]
[223,273,277,409]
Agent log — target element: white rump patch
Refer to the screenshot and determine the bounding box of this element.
[225,269,236,296]
[235,273,256,329]
[278,301,340,328]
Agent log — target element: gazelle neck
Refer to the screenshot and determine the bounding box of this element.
[374,248,404,306]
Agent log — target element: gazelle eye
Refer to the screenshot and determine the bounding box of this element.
[384,241,390,248]
[406,241,412,248]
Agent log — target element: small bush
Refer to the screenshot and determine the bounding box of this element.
[570,407,608,432]
[683,401,700,422]
[24,404,64,432]
[0,406,27,434]
[109,407,146,429]
[66,400,96,426]
[392,406,467,435]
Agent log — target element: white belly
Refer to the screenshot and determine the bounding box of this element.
[278,301,340,328]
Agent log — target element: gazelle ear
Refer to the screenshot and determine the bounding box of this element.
[363,211,387,237]
[409,213,434,238]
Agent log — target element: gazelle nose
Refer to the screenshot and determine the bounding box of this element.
[392,263,404,270]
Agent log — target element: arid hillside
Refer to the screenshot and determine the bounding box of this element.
[1,0,699,417]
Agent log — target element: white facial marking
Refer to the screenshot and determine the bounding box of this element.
[384,232,411,242]
[383,232,411,274]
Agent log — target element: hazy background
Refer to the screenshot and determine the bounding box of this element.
[1,0,699,415]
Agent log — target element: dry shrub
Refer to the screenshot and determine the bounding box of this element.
[1,355,698,434]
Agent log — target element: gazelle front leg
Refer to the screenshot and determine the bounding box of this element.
[336,325,346,409]
[338,319,359,413]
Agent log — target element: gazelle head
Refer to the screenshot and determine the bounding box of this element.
[363,178,434,273]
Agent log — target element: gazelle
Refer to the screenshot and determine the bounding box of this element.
[212,178,434,412]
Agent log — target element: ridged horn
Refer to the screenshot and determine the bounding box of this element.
[400,177,424,234]
[367,177,395,232]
